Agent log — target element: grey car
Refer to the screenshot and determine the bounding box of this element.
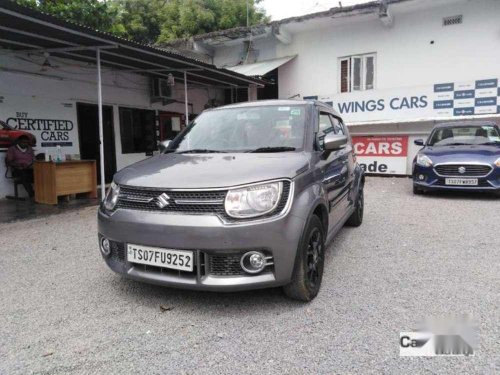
[98,100,365,301]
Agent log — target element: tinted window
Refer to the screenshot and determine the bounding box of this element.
[317,112,336,150]
[171,105,306,152]
[331,116,345,135]
[428,125,500,146]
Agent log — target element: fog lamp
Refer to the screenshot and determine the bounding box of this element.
[100,237,111,256]
[418,174,425,181]
[240,251,267,274]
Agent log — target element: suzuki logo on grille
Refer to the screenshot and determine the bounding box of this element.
[156,193,170,208]
[458,166,466,174]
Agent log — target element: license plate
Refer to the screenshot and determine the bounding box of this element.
[445,178,478,186]
[127,244,194,272]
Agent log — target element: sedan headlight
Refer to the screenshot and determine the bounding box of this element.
[104,182,120,211]
[495,157,500,168]
[416,154,433,167]
[225,181,283,218]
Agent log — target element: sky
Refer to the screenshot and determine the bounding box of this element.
[260,0,371,21]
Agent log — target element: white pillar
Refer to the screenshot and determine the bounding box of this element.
[96,48,106,200]
[184,71,189,126]
[248,84,258,101]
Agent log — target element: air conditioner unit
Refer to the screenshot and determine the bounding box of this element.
[151,77,174,99]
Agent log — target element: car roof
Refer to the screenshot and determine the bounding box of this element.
[433,120,498,129]
[209,99,341,117]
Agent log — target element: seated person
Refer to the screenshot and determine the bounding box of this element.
[6,136,35,198]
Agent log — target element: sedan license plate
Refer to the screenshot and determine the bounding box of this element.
[445,178,478,186]
[127,244,193,272]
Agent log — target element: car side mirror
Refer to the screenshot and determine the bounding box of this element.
[324,133,348,151]
[159,140,171,152]
[414,139,424,146]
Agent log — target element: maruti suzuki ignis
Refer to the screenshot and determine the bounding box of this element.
[98,100,365,301]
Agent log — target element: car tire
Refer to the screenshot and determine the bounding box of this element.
[413,184,423,195]
[346,184,364,227]
[283,215,325,302]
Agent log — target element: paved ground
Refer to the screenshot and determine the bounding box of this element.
[0,177,499,374]
[0,197,99,224]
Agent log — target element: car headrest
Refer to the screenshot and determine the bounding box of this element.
[475,128,487,137]
[441,129,454,139]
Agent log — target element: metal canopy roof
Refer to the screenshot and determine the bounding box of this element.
[225,55,297,77]
[0,0,266,88]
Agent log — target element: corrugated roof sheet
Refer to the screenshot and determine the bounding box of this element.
[0,0,266,88]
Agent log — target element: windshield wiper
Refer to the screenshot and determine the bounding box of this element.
[176,149,227,154]
[247,146,296,153]
[481,141,500,145]
[445,143,470,146]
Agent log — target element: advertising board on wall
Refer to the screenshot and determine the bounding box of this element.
[352,135,409,175]
[309,77,500,124]
[0,94,80,155]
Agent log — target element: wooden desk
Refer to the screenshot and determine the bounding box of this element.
[34,160,97,204]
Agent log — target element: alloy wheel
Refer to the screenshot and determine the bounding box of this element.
[306,228,323,288]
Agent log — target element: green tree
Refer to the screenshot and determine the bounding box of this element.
[16,0,269,44]
[156,0,269,43]
[110,0,168,44]
[16,0,124,35]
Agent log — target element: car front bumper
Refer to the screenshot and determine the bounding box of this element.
[413,164,500,192]
[97,207,306,292]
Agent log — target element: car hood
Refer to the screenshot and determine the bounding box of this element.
[114,152,310,189]
[422,144,500,163]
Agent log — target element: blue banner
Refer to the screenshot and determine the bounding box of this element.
[475,97,497,107]
[454,108,474,116]
[434,83,454,92]
[454,90,475,99]
[475,79,498,89]
[433,100,453,109]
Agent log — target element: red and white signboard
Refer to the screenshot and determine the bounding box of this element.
[352,136,409,175]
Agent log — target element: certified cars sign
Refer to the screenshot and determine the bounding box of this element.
[352,135,409,175]
[0,94,80,154]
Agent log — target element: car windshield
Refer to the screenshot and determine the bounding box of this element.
[169,105,307,153]
[427,125,500,146]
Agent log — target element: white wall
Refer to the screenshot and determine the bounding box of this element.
[277,0,500,98]
[0,54,223,197]
[206,0,500,174]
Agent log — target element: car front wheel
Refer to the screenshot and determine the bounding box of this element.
[283,215,325,302]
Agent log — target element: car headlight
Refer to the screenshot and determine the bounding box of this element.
[495,157,500,168]
[225,181,283,218]
[104,182,120,211]
[416,154,433,167]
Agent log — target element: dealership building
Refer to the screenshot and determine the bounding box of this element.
[1,0,500,199]
[168,0,500,175]
[0,1,264,198]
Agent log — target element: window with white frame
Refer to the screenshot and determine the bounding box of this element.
[339,53,376,93]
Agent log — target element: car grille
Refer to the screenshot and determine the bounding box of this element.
[107,240,271,277]
[209,254,246,276]
[110,240,126,261]
[434,164,492,177]
[114,181,291,221]
[116,187,226,214]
